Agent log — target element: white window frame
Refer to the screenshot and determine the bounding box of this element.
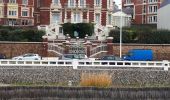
[148,15,157,23]
[9,0,16,3]
[51,12,61,24]
[73,12,81,23]
[108,14,112,25]
[126,0,132,4]
[68,0,75,7]
[148,5,157,14]
[22,10,28,17]
[95,13,101,24]
[79,0,86,8]
[37,0,40,7]
[95,0,101,7]
[148,0,158,3]
[22,0,28,5]
[53,0,60,5]
[8,10,17,16]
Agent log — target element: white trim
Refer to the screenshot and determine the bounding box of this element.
[94,0,102,7]
[71,11,83,23]
[21,7,29,17]
[68,0,76,8]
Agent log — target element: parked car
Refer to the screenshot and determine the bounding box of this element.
[59,54,88,60]
[99,55,121,60]
[12,53,41,60]
[123,49,153,61]
[0,54,5,59]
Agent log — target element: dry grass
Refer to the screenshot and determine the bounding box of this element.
[80,72,112,88]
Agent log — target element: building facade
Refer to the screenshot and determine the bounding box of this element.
[0,0,34,26]
[122,0,163,24]
[34,0,114,26]
[157,0,170,30]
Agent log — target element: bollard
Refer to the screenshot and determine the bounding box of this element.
[68,81,72,86]
[73,59,78,69]
[163,60,169,71]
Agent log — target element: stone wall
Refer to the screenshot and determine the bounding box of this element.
[0,66,169,86]
[0,42,48,58]
[113,44,170,60]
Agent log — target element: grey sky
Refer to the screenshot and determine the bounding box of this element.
[114,0,121,8]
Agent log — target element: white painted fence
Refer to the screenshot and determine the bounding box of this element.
[0,59,169,71]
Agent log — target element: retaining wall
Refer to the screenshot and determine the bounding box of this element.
[0,66,169,86]
[0,42,48,58]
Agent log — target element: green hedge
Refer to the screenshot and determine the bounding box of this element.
[0,26,45,42]
[62,23,94,38]
[109,25,170,44]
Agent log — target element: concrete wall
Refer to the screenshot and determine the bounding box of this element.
[157,4,170,30]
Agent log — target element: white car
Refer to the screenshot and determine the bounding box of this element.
[12,53,41,60]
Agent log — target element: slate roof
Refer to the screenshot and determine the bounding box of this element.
[160,0,170,8]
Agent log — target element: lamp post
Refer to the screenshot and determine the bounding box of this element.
[120,2,123,58]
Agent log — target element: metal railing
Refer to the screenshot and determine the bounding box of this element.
[0,60,169,71]
[48,44,64,55]
[90,45,107,57]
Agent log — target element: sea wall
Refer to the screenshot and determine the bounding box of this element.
[0,66,169,86]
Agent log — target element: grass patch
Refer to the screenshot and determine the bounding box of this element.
[80,72,112,88]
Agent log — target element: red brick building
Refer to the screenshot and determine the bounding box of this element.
[122,0,164,24]
[0,0,34,26]
[34,0,114,27]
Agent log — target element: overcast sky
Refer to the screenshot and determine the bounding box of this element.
[114,0,121,8]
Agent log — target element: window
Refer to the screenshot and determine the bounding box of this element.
[53,0,59,5]
[52,12,60,23]
[8,19,17,26]
[9,10,17,16]
[22,11,28,16]
[69,0,75,7]
[21,19,31,25]
[148,0,157,3]
[148,15,157,23]
[143,0,146,3]
[73,12,81,23]
[95,13,100,24]
[126,0,131,4]
[148,5,157,13]
[37,0,40,7]
[95,0,100,6]
[80,0,85,7]
[143,5,146,13]
[9,0,16,3]
[108,14,112,25]
[22,0,28,5]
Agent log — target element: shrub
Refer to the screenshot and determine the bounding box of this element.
[109,25,170,44]
[80,72,112,88]
[0,26,45,42]
[62,23,94,38]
